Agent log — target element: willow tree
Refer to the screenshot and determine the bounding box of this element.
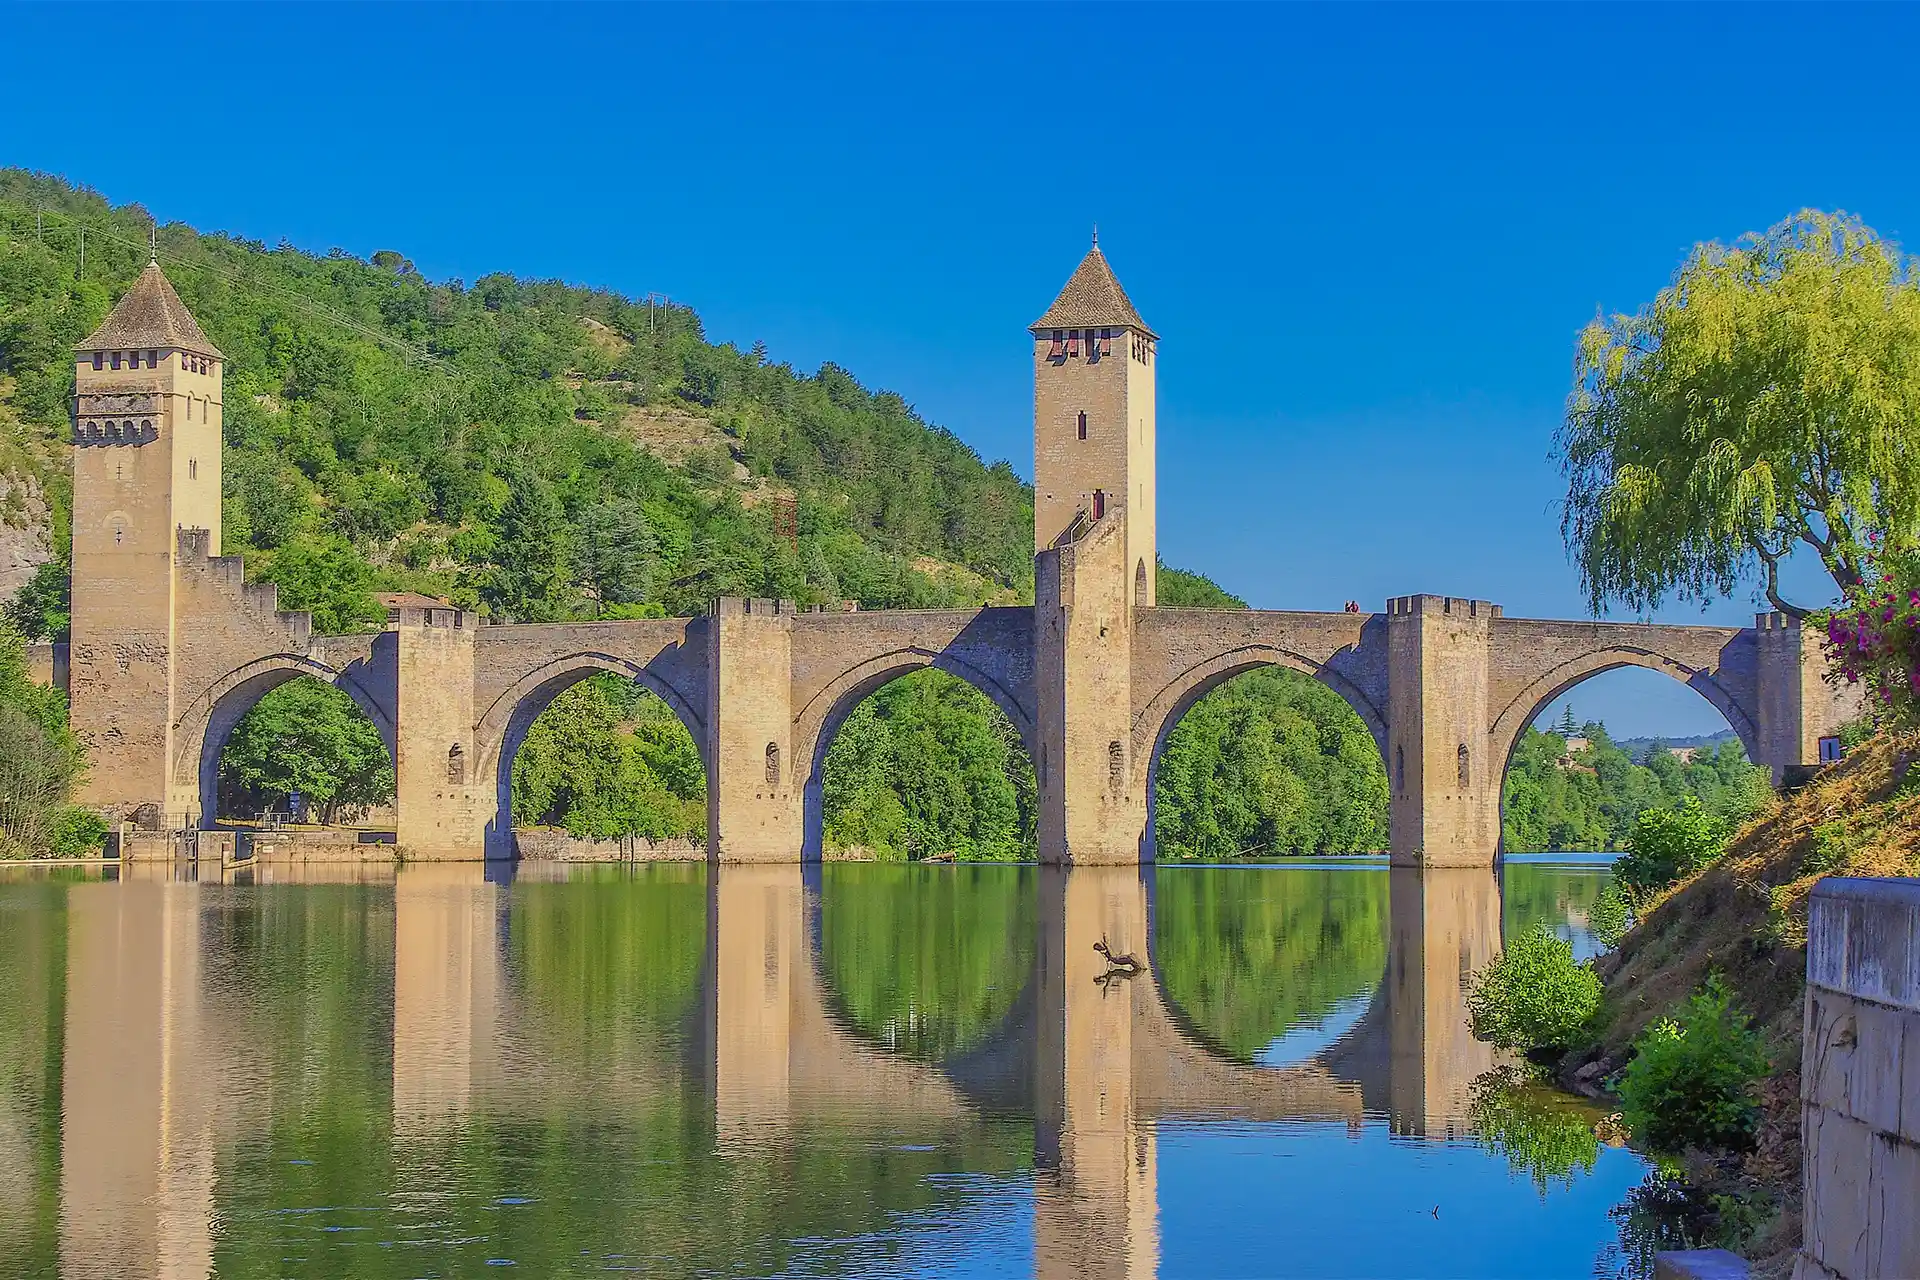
[1560,210,1920,617]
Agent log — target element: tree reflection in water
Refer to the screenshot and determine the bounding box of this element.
[0,854,1660,1279]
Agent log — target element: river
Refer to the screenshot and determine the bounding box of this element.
[0,855,1660,1278]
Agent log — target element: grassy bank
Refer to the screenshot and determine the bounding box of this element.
[1567,731,1920,1272]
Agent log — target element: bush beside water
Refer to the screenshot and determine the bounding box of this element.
[1467,924,1602,1054]
[1617,978,1769,1153]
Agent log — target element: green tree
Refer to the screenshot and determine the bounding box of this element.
[4,561,68,642]
[218,679,394,823]
[255,535,384,635]
[579,498,655,610]
[1561,210,1920,618]
[510,675,705,841]
[482,469,574,621]
[0,623,92,857]
[1466,923,1602,1053]
[1615,796,1725,896]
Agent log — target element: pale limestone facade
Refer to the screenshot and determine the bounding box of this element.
[55,253,1858,865]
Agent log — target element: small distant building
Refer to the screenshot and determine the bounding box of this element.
[1563,735,1591,754]
[375,591,452,623]
[1667,746,1700,765]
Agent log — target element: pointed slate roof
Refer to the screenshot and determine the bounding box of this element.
[1031,245,1156,338]
[75,261,224,359]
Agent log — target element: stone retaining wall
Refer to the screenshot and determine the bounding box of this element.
[1797,877,1920,1280]
[509,829,703,861]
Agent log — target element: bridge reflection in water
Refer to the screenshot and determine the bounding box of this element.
[47,858,1522,1278]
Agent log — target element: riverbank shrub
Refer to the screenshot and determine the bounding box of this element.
[0,624,91,857]
[1617,977,1769,1152]
[1467,924,1603,1053]
[1614,798,1725,897]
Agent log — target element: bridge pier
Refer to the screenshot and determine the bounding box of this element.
[706,600,804,861]
[1387,596,1503,868]
[1035,515,1146,865]
[393,607,489,859]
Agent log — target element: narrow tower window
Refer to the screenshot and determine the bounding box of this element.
[1077,411,1087,440]
[1092,489,1107,520]
[188,458,197,480]
[447,743,466,784]
[765,742,780,786]
[1108,740,1124,787]
[1395,745,1405,793]
[1457,743,1470,789]
[1136,559,1148,600]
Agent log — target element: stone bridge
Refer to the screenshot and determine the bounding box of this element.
[70,523,1850,866]
[54,249,1856,866]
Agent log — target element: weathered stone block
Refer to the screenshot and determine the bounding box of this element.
[1804,1108,1872,1279]
[1790,1250,1842,1280]
[1868,1132,1920,1279]
[1810,879,1920,1011]
[1903,1013,1920,1146]
[1846,1002,1906,1133]
[1805,989,1857,1114]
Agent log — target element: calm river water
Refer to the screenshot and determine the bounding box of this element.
[0,856,1658,1279]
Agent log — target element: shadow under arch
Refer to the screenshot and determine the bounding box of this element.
[1134,645,1391,862]
[174,654,397,828]
[1488,646,1763,817]
[796,647,1037,861]
[473,652,710,859]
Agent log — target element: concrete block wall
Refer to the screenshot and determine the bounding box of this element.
[1798,878,1920,1280]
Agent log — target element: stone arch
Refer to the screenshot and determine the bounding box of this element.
[471,652,709,855]
[172,654,397,829]
[1487,645,1762,791]
[793,647,1037,861]
[1133,646,1391,860]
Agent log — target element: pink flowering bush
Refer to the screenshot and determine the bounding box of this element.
[1818,538,1920,729]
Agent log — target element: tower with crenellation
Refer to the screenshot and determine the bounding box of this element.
[1031,236,1158,607]
[68,259,225,819]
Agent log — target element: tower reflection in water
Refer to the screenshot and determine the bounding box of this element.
[48,859,1518,1277]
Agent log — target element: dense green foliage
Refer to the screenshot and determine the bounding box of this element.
[510,675,705,841]
[1156,562,1248,608]
[218,678,395,824]
[0,171,1045,628]
[1614,797,1726,897]
[1150,866,1387,1060]
[1467,923,1603,1053]
[818,863,1035,1060]
[1501,723,1770,853]
[1153,668,1388,858]
[821,670,1034,860]
[0,624,97,856]
[1561,209,1920,618]
[1617,978,1769,1152]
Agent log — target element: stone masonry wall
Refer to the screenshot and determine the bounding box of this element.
[1798,878,1920,1280]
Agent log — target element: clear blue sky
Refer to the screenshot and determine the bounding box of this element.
[4,4,1908,737]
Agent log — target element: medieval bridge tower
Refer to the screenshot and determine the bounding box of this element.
[59,250,1854,865]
